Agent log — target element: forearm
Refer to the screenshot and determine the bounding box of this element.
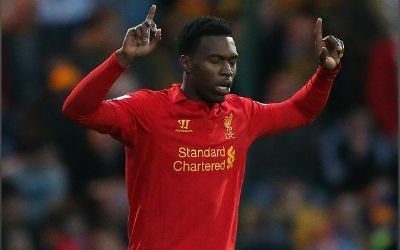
[62,52,127,119]
[289,65,340,123]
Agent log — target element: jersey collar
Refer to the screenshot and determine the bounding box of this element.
[169,83,187,104]
[168,83,225,111]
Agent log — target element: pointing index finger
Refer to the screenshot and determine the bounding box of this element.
[146,4,156,21]
[315,18,323,46]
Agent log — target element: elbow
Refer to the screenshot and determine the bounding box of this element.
[304,116,316,125]
[292,103,318,126]
[296,110,317,126]
[300,109,318,125]
[62,101,73,119]
[293,103,321,126]
[61,100,80,121]
[61,100,97,126]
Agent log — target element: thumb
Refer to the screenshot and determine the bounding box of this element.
[320,47,337,70]
[319,47,328,65]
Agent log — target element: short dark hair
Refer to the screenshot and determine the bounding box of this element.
[177,16,233,55]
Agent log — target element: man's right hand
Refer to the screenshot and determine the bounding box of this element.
[116,4,161,67]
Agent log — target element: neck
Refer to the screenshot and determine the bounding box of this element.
[180,73,215,108]
[180,73,198,101]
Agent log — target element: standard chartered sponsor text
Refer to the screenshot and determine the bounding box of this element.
[173,146,235,172]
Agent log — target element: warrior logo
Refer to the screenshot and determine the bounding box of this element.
[176,119,192,133]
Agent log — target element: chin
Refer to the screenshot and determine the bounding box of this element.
[200,92,226,104]
[213,95,226,103]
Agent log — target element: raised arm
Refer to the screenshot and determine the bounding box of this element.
[62,5,161,142]
[246,18,344,139]
[287,18,343,121]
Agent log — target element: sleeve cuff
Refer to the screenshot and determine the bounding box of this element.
[111,51,131,70]
[317,62,342,76]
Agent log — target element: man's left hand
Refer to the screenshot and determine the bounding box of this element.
[315,18,344,70]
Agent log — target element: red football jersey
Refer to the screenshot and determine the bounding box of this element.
[63,53,339,249]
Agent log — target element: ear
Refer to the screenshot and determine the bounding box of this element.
[179,55,192,74]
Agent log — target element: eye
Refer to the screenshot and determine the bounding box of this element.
[209,57,221,64]
[228,59,237,66]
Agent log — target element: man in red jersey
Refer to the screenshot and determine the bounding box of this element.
[63,4,344,250]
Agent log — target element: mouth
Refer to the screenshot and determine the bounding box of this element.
[215,81,232,96]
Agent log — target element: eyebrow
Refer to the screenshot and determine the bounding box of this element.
[208,54,239,60]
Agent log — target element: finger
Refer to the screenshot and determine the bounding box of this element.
[323,36,342,62]
[127,28,139,39]
[129,28,144,46]
[150,28,162,48]
[337,41,344,58]
[334,38,344,58]
[146,29,161,53]
[138,25,150,43]
[146,4,156,21]
[154,28,162,41]
[314,18,323,49]
[320,48,337,70]
[335,38,343,52]
[339,39,344,51]
[323,35,340,52]
[338,39,344,54]
[144,19,158,32]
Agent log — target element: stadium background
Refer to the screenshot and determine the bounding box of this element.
[2,0,398,249]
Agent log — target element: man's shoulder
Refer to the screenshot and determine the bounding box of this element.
[225,93,241,102]
[127,87,170,101]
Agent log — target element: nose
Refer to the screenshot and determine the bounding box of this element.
[220,61,233,77]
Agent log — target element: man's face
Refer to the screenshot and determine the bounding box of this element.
[187,36,238,103]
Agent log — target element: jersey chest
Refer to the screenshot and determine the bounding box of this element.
[149,108,246,175]
[148,106,247,146]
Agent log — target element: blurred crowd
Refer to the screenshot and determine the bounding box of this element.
[2,0,398,249]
